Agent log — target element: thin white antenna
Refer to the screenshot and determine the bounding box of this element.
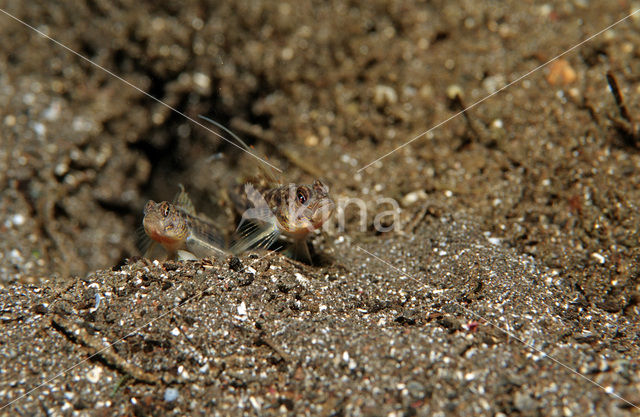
[198,114,280,181]
[198,114,254,153]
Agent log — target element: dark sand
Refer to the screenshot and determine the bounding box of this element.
[1,1,639,415]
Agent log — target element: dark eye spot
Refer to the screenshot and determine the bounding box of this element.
[162,204,170,217]
[296,187,308,204]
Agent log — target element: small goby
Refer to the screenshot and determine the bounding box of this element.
[198,114,336,263]
[229,179,335,263]
[140,186,227,260]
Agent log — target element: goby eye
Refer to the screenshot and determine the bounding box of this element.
[296,188,308,204]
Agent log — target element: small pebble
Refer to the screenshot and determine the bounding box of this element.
[237,302,247,319]
[482,75,505,94]
[9,249,23,263]
[192,72,211,90]
[373,85,397,106]
[591,253,605,264]
[11,214,25,226]
[547,59,577,85]
[164,387,179,402]
[446,84,463,100]
[32,122,46,137]
[43,101,61,121]
[304,134,319,146]
[401,190,427,207]
[86,366,102,384]
[294,272,309,286]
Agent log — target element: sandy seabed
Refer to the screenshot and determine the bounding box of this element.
[0,1,639,415]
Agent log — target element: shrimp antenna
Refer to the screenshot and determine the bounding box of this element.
[198,114,253,153]
[198,114,280,182]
